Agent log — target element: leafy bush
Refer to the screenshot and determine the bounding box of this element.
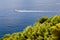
[1,15,60,40]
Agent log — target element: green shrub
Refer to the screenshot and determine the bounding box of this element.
[1,15,60,40]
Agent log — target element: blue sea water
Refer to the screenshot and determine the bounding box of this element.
[0,11,60,37]
[0,0,60,37]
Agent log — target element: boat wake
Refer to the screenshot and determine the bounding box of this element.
[15,9,57,12]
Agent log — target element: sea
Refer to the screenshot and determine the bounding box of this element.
[0,0,60,37]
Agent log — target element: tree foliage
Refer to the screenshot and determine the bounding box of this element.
[0,15,60,40]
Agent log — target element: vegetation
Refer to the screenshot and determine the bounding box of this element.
[0,15,60,40]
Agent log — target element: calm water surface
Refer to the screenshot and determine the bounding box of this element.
[0,0,60,37]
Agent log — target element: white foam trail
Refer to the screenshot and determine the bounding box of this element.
[15,9,57,12]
